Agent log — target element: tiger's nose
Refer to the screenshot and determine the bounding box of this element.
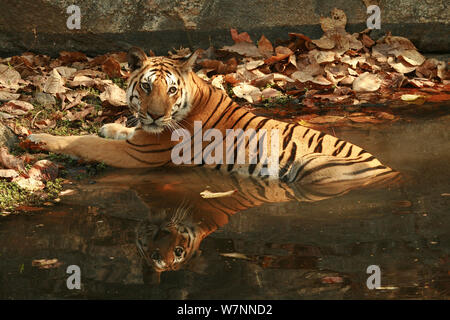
[147,111,163,120]
[151,251,162,261]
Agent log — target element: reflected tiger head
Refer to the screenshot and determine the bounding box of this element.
[135,205,204,279]
[126,47,200,134]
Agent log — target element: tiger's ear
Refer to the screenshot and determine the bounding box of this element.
[180,49,203,72]
[128,47,148,71]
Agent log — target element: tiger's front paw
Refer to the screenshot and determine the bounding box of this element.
[99,123,135,140]
[26,133,64,152]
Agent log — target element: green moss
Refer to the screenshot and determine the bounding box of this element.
[0,178,64,214]
[260,94,294,108]
[0,182,33,211]
[111,77,128,89]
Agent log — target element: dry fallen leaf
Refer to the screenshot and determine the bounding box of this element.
[353,72,381,92]
[321,276,344,284]
[0,169,19,179]
[0,147,25,171]
[401,94,425,101]
[220,252,252,260]
[32,258,63,269]
[257,35,274,58]
[222,42,262,58]
[0,100,34,116]
[27,160,59,182]
[102,57,124,78]
[12,176,45,191]
[230,28,252,44]
[200,189,236,199]
[43,68,67,94]
[0,64,21,88]
[99,84,127,106]
[232,83,262,103]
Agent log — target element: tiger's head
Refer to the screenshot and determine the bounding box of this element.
[135,206,204,281]
[126,47,200,134]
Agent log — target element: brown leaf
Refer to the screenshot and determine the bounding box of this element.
[99,84,127,106]
[59,51,88,64]
[257,35,274,58]
[221,42,262,58]
[264,46,293,65]
[261,87,281,99]
[32,259,62,269]
[53,66,77,79]
[64,105,96,121]
[102,57,124,78]
[0,169,19,179]
[321,276,343,284]
[387,57,416,74]
[362,34,375,47]
[0,64,21,88]
[230,28,252,44]
[0,100,34,116]
[12,175,45,190]
[43,69,67,94]
[27,160,58,182]
[353,72,381,92]
[232,83,262,103]
[0,91,20,102]
[0,147,25,171]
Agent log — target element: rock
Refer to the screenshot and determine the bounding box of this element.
[0,1,448,56]
[0,123,18,149]
[32,91,56,106]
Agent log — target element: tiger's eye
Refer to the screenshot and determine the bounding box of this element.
[141,82,151,92]
[174,247,184,257]
[168,86,177,94]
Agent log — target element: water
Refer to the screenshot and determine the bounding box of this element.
[0,112,449,299]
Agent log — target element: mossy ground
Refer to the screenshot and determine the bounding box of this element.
[0,178,63,215]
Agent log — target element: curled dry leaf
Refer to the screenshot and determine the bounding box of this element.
[401,94,425,101]
[200,189,236,199]
[59,51,88,64]
[211,75,226,91]
[222,42,262,58]
[0,91,20,102]
[353,72,381,92]
[0,64,21,88]
[321,276,344,284]
[387,57,416,74]
[398,50,425,66]
[12,176,45,191]
[102,57,124,78]
[0,100,34,116]
[54,66,77,78]
[220,253,252,260]
[232,83,262,103]
[257,35,274,58]
[230,28,252,44]
[99,84,127,106]
[264,46,293,65]
[43,68,67,94]
[261,87,281,99]
[32,258,62,269]
[0,169,19,179]
[27,160,59,182]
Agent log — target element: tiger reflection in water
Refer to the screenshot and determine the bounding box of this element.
[131,168,400,283]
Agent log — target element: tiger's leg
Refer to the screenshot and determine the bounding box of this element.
[26,131,166,168]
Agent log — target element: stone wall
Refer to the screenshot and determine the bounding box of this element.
[0,0,448,56]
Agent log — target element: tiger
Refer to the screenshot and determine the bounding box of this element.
[27,47,397,184]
